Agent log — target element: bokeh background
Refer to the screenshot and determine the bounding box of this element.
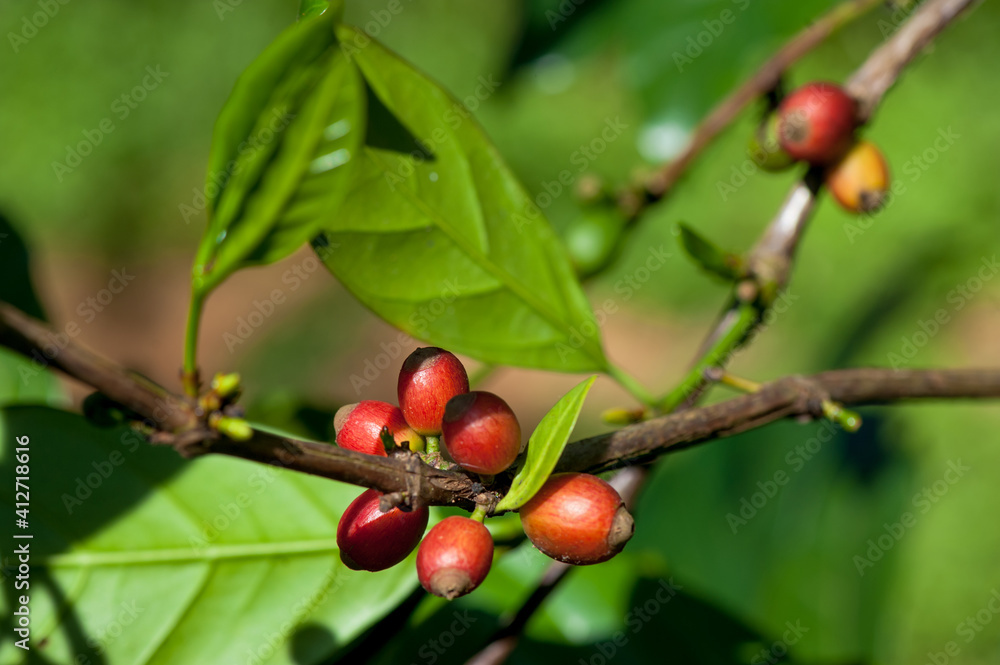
[2,0,999,663]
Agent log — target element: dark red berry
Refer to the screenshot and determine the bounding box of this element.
[337,488,429,572]
[519,473,634,565]
[441,391,521,475]
[416,516,493,599]
[398,347,470,436]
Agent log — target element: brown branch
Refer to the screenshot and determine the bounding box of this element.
[634,0,883,211]
[3,301,999,509]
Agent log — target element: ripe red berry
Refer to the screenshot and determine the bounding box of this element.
[337,488,429,572]
[441,391,521,475]
[519,473,634,565]
[334,401,424,456]
[398,347,470,436]
[416,516,493,599]
[825,140,890,213]
[778,82,857,164]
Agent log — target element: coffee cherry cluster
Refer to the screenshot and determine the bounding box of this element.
[335,346,634,598]
[753,81,891,214]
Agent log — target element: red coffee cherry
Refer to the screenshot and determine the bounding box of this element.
[825,140,890,213]
[519,473,634,565]
[416,516,493,599]
[398,347,470,436]
[337,488,429,572]
[441,391,521,475]
[778,82,857,164]
[334,401,424,456]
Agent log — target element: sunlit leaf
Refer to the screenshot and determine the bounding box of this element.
[313,26,607,372]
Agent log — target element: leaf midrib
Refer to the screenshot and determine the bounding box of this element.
[42,538,340,568]
[364,149,607,369]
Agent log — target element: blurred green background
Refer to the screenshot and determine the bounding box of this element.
[2,0,999,663]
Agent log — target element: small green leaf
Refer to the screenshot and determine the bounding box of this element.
[495,376,597,512]
[193,4,365,295]
[314,26,608,373]
[677,222,746,282]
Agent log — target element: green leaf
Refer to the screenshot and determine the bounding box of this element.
[193,4,366,294]
[0,406,418,665]
[495,376,596,512]
[676,222,746,282]
[313,26,607,373]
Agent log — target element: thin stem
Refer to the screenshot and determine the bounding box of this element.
[715,371,763,394]
[471,504,488,523]
[658,303,758,412]
[606,364,657,408]
[182,289,205,397]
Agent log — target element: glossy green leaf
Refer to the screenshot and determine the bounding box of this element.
[677,222,745,282]
[495,375,596,512]
[0,406,418,665]
[193,4,366,294]
[313,25,607,372]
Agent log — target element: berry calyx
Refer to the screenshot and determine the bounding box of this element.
[778,82,857,164]
[748,112,795,172]
[416,516,493,599]
[441,391,521,475]
[398,347,470,436]
[336,488,429,572]
[334,400,424,456]
[825,140,890,213]
[519,473,634,565]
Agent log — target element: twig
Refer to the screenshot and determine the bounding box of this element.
[3,300,999,506]
[666,0,980,408]
[631,0,883,213]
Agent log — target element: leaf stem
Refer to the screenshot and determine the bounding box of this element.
[182,290,206,398]
[657,303,759,413]
[606,365,656,408]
